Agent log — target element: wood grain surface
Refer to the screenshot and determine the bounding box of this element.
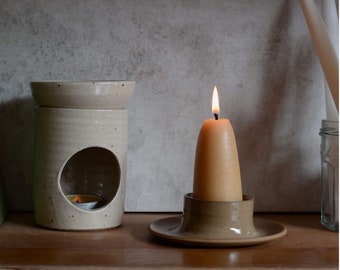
[0,212,338,269]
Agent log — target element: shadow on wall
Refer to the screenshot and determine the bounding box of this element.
[0,95,36,211]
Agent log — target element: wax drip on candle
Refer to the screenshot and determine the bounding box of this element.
[212,86,219,120]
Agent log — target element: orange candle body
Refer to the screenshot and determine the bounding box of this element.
[193,118,243,201]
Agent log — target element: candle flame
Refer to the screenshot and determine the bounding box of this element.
[73,195,82,203]
[212,86,220,115]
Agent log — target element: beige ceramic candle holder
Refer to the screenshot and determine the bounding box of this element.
[31,81,134,230]
[149,193,287,247]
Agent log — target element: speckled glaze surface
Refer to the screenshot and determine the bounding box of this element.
[31,81,135,109]
[31,81,134,230]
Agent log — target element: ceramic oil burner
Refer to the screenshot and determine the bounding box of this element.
[31,81,134,230]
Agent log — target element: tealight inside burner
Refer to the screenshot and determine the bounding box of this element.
[67,195,102,210]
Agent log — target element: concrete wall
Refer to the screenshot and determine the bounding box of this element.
[0,0,329,212]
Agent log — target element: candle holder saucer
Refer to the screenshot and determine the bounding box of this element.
[148,193,287,247]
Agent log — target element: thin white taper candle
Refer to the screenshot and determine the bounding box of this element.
[300,0,339,111]
[321,0,339,120]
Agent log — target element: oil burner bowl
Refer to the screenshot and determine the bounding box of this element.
[31,80,135,109]
[148,193,287,247]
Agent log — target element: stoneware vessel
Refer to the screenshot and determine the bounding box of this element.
[31,81,135,230]
[149,193,287,247]
[178,194,256,239]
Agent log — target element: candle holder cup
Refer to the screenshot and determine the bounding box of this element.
[149,193,286,247]
[178,194,256,239]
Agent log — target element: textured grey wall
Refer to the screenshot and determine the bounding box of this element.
[0,0,327,212]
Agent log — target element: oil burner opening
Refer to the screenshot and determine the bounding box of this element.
[59,147,121,211]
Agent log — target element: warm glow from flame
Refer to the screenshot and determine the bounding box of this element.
[73,195,82,203]
[212,86,220,115]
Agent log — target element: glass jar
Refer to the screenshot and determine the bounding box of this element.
[320,120,339,231]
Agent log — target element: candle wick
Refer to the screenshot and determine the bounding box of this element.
[214,113,218,120]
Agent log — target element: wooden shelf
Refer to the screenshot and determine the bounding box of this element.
[0,212,338,269]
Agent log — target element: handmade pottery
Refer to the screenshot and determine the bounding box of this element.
[31,81,135,230]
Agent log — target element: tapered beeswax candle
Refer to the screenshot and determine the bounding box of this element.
[193,86,243,201]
